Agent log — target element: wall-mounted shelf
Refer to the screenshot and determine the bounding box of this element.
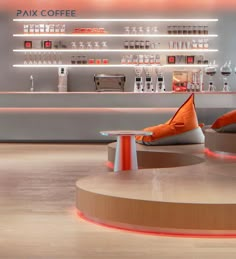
[13,17,219,94]
[13,34,218,38]
[13,64,211,68]
[13,49,219,53]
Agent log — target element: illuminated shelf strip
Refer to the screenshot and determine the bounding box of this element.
[13,34,218,38]
[13,64,210,68]
[13,18,219,22]
[13,49,218,53]
[163,64,210,67]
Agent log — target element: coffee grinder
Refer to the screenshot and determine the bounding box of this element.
[144,66,154,92]
[58,67,68,92]
[155,67,166,92]
[134,66,144,93]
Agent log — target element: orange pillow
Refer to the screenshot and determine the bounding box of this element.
[136,94,204,145]
[211,110,236,133]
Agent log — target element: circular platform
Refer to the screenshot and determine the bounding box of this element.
[205,129,236,154]
[76,143,236,236]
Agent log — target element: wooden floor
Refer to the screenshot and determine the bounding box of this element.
[1,143,236,258]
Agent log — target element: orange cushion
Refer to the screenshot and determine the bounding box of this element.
[211,110,236,132]
[136,94,200,144]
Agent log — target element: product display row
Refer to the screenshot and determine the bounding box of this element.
[22,39,211,50]
[21,52,211,66]
[22,24,210,35]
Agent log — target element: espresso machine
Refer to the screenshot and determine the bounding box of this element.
[155,67,166,92]
[134,66,144,93]
[144,66,154,92]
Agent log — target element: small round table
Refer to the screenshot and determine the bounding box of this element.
[100,130,152,172]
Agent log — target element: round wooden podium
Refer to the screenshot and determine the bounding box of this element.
[76,143,236,236]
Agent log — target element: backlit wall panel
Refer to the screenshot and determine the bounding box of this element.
[1,0,236,12]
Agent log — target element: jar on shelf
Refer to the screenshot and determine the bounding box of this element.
[140,40,145,49]
[177,26,183,34]
[71,56,76,64]
[129,40,135,49]
[173,26,177,34]
[204,26,209,34]
[198,26,203,34]
[82,56,87,64]
[188,26,193,34]
[183,26,187,34]
[124,40,129,49]
[135,40,140,49]
[167,26,172,34]
[145,40,150,49]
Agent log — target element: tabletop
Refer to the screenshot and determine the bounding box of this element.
[100,130,153,136]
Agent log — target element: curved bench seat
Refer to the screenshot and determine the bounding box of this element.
[76,143,236,236]
[205,129,236,154]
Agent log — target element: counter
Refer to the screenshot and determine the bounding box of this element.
[0,92,235,142]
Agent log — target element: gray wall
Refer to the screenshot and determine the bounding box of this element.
[0,11,236,92]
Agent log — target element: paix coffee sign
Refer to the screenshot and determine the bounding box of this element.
[16,9,77,17]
